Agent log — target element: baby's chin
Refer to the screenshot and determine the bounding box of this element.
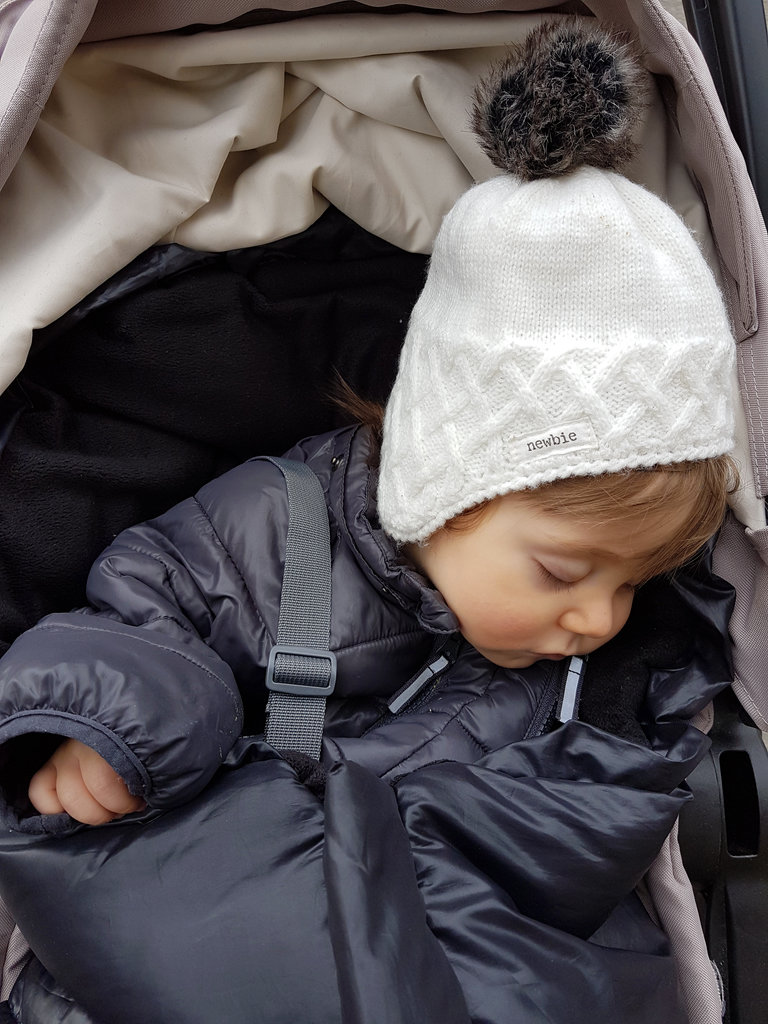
[474,648,566,670]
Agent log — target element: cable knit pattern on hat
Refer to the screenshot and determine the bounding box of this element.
[378,21,735,544]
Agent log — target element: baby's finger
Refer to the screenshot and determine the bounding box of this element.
[27,762,66,815]
[81,758,145,816]
[53,768,119,826]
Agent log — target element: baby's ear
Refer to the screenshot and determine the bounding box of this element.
[471,17,650,180]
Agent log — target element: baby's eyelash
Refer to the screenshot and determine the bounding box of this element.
[535,563,574,592]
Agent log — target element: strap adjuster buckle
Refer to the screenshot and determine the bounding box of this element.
[266,644,337,697]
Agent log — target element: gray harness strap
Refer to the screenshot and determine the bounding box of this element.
[263,457,336,761]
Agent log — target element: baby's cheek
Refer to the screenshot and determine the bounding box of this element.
[466,605,542,648]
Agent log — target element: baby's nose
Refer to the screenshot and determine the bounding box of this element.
[559,593,616,640]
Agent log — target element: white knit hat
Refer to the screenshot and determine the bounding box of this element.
[378,20,735,544]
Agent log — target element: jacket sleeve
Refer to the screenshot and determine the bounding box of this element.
[0,457,293,823]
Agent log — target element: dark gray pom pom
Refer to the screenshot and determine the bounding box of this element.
[472,18,650,179]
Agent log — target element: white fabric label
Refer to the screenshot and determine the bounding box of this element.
[508,420,600,460]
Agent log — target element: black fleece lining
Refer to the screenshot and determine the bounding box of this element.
[0,209,427,649]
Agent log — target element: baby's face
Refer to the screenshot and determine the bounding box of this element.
[408,490,696,669]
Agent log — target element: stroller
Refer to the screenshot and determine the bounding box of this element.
[0,0,766,1021]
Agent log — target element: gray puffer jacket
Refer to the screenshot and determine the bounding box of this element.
[0,425,735,1024]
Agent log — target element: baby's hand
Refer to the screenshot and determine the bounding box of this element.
[28,738,145,825]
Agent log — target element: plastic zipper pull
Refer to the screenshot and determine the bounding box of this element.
[556,655,587,723]
[387,636,461,714]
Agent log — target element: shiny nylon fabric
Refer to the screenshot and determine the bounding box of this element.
[0,725,702,1023]
[0,747,472,1024]
[0,733,693,1024]
[0,426,735,1023]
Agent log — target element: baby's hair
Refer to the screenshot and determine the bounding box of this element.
[331,373,737,581]
[447,457,737,584]
[331,374,386,451]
